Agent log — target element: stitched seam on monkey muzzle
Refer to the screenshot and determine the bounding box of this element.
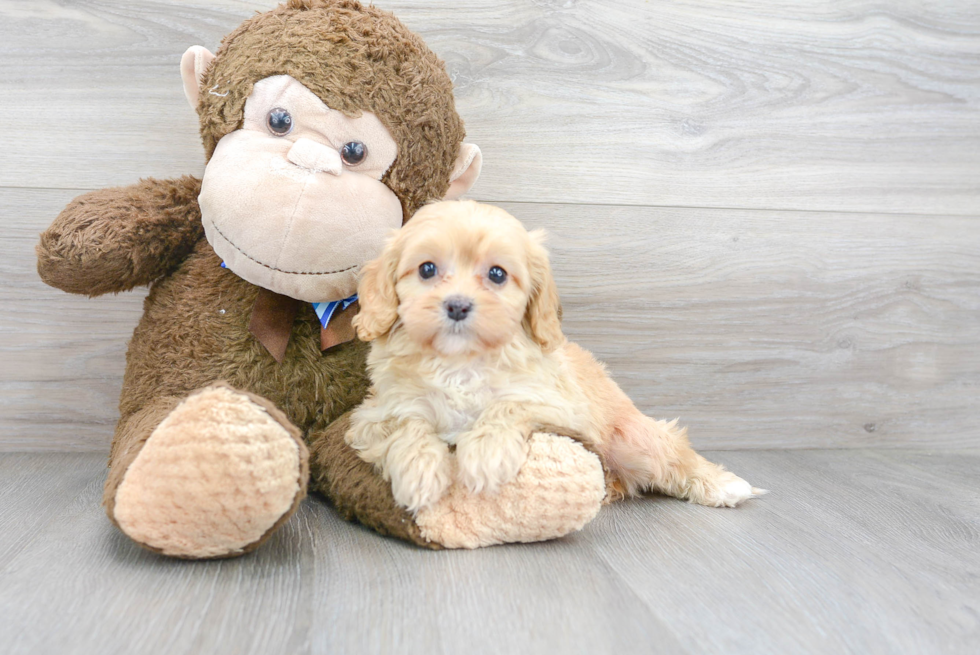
[274,160,312,272]
[211,221,359,276]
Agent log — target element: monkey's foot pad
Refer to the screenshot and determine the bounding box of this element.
[112,385,307,559]
[416,433,606,548]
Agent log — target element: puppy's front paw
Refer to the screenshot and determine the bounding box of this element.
[456,426,529,495]
[387,443,453,514]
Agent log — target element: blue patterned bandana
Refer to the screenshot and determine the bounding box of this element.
[312,295,359,329]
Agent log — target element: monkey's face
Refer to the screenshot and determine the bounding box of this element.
[199,75,403,302]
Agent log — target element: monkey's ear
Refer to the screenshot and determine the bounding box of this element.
[443,144,482,200]
[352,243,401,341]
[180,46,216,112]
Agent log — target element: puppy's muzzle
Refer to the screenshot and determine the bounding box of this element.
[444,295,473,322]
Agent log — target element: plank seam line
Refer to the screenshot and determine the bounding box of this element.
[3,186,979,220]
[476,197,980,220]
[0,185,97,193]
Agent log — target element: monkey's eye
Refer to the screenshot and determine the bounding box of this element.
[267,108,293,136]
[488,266,508,285]
[341,141,367,165]
[419,262,438,280]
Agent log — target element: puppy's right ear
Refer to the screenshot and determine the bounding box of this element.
[353,242,401,341]
[524,230,564,353]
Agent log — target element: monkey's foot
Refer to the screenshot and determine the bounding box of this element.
[111,384,308,558]
[415,433,605,549]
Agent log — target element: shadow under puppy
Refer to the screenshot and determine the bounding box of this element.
[347,200,766,513]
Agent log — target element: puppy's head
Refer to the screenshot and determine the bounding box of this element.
[353,200,563,356]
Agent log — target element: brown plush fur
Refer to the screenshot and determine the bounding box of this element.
[36,0,471,556]
[115,237,371,424]
[37,176,204,297]
[197,0,465,218]
[86,220,376,553]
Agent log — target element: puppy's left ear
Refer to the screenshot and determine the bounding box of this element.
[353,239,401,341]
[524,230,564,353]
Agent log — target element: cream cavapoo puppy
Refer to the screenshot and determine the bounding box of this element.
[347,200,765,513]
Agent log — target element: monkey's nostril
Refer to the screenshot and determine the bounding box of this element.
[444,296,473,322]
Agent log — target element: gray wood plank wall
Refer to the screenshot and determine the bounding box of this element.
[1,0,978,451]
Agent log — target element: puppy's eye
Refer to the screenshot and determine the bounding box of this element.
[341,141,367,165]
[267,108,293,136]
[488,266,508,285]
[419,262,438,280]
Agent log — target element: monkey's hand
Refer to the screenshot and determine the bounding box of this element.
[37,176,205,296]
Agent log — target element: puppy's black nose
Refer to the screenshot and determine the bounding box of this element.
[444,296,473,322]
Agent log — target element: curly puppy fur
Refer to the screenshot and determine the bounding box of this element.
[347,201,766,513]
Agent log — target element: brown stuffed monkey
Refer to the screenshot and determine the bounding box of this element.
[36,0,606,559]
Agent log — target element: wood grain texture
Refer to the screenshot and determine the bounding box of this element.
[519,202,980,450]
[4,189,977,450]
[587,448,980,655]
[1,189,146,449]
[0,0,978,214]
[0,450,977,654]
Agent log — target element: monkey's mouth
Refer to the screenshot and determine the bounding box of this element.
[209,221,360,277]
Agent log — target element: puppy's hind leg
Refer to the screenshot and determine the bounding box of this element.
[562,341,765,507]
[603,411,767,508]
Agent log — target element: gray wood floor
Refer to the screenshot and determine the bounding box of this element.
[1,450,977,655]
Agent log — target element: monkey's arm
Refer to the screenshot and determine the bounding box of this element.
[37,176,205,296]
